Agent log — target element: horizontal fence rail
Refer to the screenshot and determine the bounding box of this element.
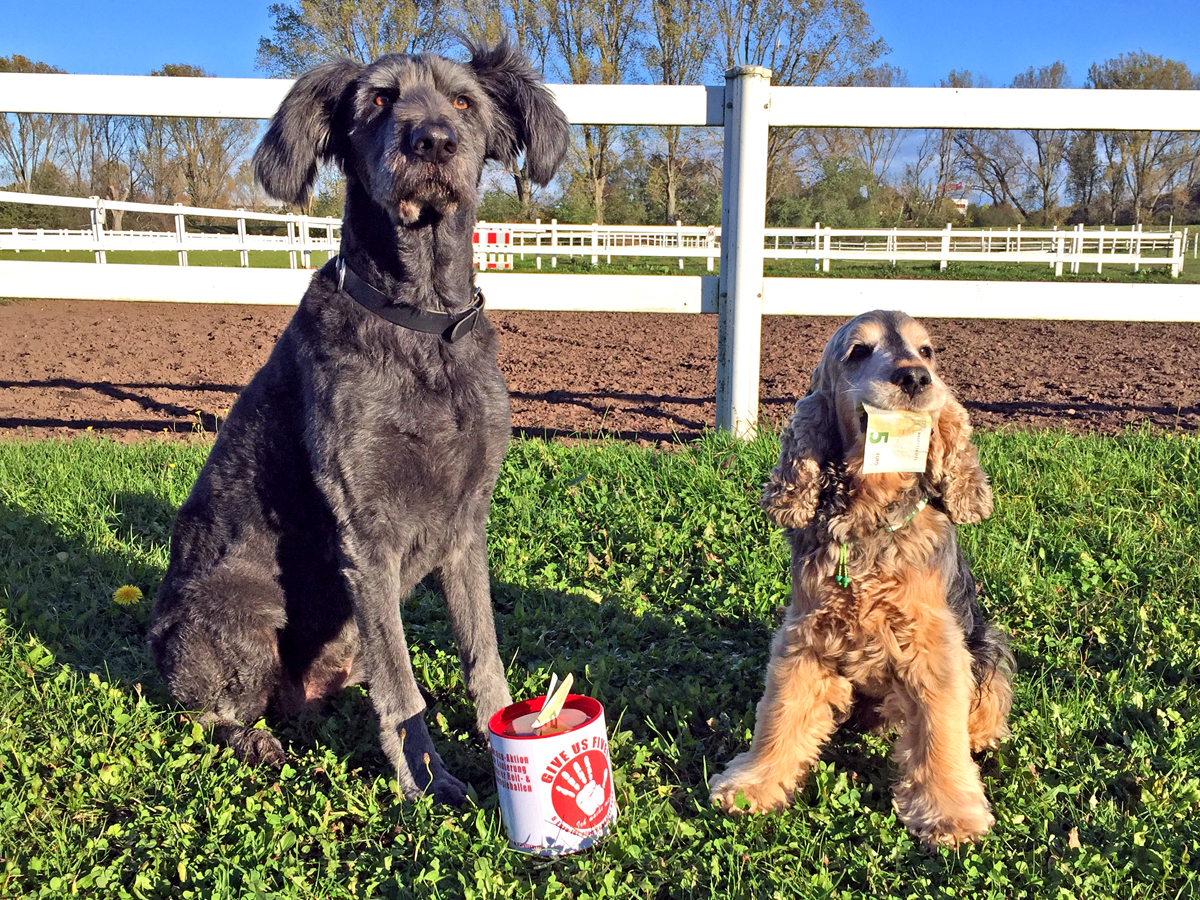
[2,70,1200,434]
[4,73,1198,129]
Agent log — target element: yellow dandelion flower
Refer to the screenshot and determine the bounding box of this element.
[112,585,143,606]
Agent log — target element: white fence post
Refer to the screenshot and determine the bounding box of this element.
[299,214,311,268]
[174,203,187,267]
[940,223,951,271]
[89,196,106,264]
[286,218,297,269]
[715,64,770,438]
[1172,231,1182,278]
[551,218,558,268]
[706,225,715,271]
[237,209,249,267]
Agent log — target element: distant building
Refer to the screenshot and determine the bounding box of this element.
[952,198,969,215]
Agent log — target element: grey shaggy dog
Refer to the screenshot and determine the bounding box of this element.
[147,41,569,804]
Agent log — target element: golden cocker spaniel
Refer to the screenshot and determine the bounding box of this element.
[710,309,1012,847]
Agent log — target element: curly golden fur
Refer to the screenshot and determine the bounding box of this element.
[711,310,1013,847]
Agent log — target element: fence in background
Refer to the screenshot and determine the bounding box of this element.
[2,191,1186,277]
[2,70,1199,433]
[0,190,339,268]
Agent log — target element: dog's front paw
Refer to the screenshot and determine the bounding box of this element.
[892,781,994,847]
[398,749,470,807]
[427,766,470,807]
[217,724,286,768]
[709,760,798,815]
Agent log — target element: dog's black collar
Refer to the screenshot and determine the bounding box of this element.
[336,256,484,343]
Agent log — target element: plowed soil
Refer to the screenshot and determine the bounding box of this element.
[2,298,1197,443]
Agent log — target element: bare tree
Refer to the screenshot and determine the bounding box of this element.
[644,0,714,222]
[1065,130,1101,215]
[58,114,140,228]
[1088,52,1198,223]
[900,127,961,226]
[550,0,642,223]
[0,55,66,192]
[89,117,139,229]
[850,63,906,185]
[458,0,557,218]
[714,0,888,204]
[131,113,179,205]
[256,0,456,76]
[940,70,1029,217]
[146,65,260,211]
[1012,62,1069,223]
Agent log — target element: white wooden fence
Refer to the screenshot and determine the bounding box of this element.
[2,70,1199,434]
[1,190,1185,276]
[0,190,340,268]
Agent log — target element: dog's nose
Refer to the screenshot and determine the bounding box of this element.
[409,123,458,163]
[891,365,932,397]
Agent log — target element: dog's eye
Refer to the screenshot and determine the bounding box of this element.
[847,343,872,363]
[374,92,392,108]
[453,95,470,110]
[919,346,934,360]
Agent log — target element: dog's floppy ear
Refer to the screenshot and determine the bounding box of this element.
[927,396,993,524]
[254,58,363,205]
[762,387,840,530]
[468,38,570,186]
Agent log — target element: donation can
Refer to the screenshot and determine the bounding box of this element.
[488,694,617,856]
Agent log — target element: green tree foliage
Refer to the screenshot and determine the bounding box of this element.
[766,157,899,227]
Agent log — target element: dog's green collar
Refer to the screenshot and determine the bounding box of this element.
[835,496,929,589]
[336,255,484,343]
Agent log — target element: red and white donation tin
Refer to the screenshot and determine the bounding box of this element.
[488,694,618,855]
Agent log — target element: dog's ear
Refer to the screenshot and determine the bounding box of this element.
[927,396,993,524]
[468,39,570,186]
[254,58,363,205]
[762,389,840,530]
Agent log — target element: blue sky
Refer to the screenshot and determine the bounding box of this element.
[1,0,1196,86]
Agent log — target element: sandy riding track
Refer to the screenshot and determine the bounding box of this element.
[1,299,1197,442]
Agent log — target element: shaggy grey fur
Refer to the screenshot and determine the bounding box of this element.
[147,41,569,804]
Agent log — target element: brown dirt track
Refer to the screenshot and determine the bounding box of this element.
[1,298,1198,443]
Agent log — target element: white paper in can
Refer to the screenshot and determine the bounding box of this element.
[488,694,617,856]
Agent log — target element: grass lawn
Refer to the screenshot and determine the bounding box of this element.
[4,248,1197,283]
[0,430,1197,898]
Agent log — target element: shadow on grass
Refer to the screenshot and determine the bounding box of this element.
[0,491,782,807]
[0,485,1013,837]
[0,494,168,690]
